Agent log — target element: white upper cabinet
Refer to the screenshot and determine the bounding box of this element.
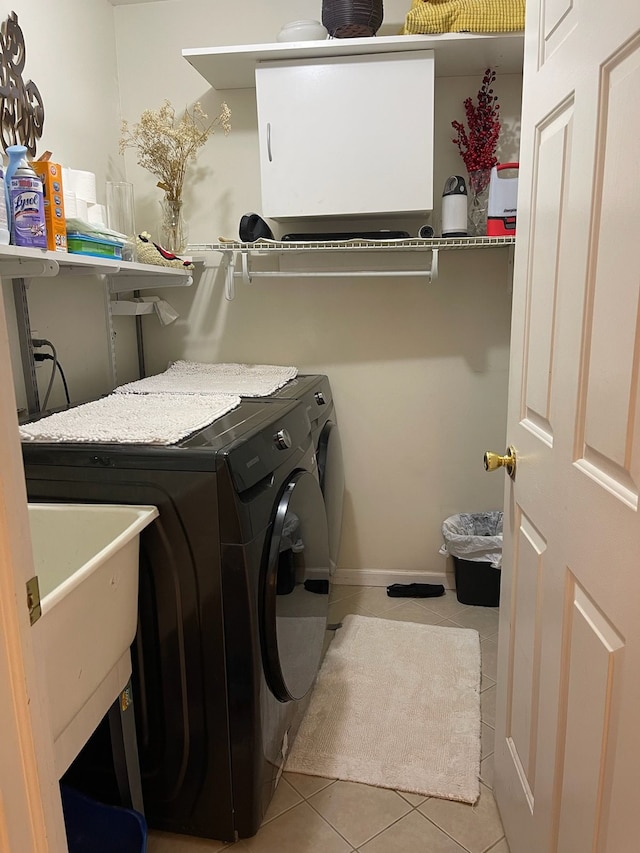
[255,50,434,220]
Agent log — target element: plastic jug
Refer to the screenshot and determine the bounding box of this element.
[487,163,519,236]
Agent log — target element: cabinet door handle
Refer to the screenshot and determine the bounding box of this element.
[267,122,272,162]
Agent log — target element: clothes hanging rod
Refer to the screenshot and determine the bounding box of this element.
[223,249,440,299]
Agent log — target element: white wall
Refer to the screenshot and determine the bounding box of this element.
[3,0,521,579]
[113,0,521,578]
[1,0,138,412]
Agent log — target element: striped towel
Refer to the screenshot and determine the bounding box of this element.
[19,393,241,445]
[401,0,525,34]
[116,362,298,397]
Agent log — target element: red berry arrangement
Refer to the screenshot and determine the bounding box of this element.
[452,68,501,193]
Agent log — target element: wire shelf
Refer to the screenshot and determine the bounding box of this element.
[188,236,515,254]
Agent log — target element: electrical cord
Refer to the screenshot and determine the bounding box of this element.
[31,337,62,410]
[33,353,70,406]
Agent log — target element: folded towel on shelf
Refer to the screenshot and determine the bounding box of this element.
[401,0,525,34]
[115,361,298,397]
[19,393,241,445]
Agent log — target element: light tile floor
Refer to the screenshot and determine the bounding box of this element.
[148,585,510,853]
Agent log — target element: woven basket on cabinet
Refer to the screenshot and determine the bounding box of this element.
[322,0,384,38]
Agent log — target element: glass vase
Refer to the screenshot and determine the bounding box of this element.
[159,196,187,254]
[106,181,137,262]
[467,169,491,237]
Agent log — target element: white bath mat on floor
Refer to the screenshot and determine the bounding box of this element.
[285,614,481,804]
[19,392,241,444]
[116,361,298,397]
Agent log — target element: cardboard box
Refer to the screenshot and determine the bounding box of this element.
[32,160,66,252]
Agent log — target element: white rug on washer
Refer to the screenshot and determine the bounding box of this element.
[115,361,298,397]
[285,614,481,804]
[19,393,241,444]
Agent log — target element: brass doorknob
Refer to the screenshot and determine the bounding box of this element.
[484,445,517,480]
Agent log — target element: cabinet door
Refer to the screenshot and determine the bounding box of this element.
[255,50,434,220]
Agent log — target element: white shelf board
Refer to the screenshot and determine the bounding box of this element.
[107,261,193,292]
[182,32,524,90]
[0,243,194,289]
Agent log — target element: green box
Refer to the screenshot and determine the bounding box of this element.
[67,232,123,260]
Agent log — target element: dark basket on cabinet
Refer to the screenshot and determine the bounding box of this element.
[322,0,384,38]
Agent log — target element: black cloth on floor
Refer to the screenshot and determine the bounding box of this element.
[386,583,445,598]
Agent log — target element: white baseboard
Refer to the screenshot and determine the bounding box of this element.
[333,567,456,590]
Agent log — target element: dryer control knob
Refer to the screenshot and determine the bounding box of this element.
[274,428,292,449]
[314,391,326,406]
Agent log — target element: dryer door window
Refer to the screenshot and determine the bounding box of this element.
[262,470,330,701]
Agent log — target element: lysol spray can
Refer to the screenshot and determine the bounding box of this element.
[10,160,47,248]
[441,175,468,237]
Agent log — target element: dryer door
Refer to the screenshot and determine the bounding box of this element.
[262,470,330,701]
[317,420,345,575]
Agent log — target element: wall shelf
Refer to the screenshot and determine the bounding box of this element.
[182,32,524,89]
[189,236,516,298]
[0,243,194,289]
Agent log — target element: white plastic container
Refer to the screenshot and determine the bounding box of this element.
[276,20,328,41]
[441,175,468,237]
[29,501,158,775]
[487,163,519,236]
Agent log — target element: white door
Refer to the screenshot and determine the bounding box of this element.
[0,291,67,852]
[493,0,640,851]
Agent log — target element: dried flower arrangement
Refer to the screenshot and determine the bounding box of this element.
[451,68,501,193]
[120,100,231,203]
[119,100,231,251]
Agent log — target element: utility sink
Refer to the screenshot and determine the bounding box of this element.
[28,502,158,777]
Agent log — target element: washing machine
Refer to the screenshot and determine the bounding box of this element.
[21,397,330,842]
[248,374,344,576]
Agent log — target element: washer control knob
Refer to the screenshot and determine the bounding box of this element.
[314,391,326,406]
[274,428,292,450]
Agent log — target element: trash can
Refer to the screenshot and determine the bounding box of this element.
[440,511,503,607]
[61,785,147,853]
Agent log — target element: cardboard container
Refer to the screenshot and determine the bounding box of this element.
[32,160,67,252]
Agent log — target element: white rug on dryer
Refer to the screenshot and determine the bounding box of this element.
[285,614,481,804]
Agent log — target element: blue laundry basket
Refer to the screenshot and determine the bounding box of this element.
[61,785,147,853]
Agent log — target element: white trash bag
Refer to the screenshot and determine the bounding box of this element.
[439,511,503,569]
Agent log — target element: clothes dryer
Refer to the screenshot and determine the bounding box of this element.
[22,397,330,842]
[250,374,344,576]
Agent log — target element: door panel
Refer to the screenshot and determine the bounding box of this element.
[505,510,546,800]
[523,100,573,444]
[554,581,624,853]
[578,40,640,500]
[494,0,640,851]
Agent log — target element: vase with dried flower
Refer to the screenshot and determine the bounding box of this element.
[120,100,231,253]
[451,69,501,237]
